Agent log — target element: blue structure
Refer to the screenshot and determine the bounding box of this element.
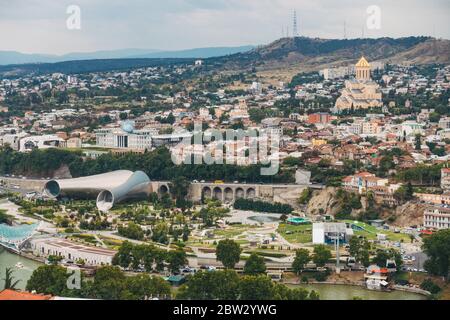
[0,223,39,252]
[121,121,135,133]
[287,217,310,225]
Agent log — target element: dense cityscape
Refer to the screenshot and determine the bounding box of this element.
[0,1,449,311]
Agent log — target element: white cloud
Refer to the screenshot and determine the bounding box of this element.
[0,0,448,54]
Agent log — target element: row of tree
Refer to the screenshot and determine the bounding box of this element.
[176,270,319,300]
[25,265,171,300]
[112,241,187,273]
[0,146,294,183]
[233,198,293,214]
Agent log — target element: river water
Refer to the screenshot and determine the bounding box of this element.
[0,248,43,290]
[286,283,425,300]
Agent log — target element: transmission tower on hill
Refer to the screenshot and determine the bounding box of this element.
[293,10,299,38]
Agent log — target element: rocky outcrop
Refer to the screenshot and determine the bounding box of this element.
[386,202,427,227]
[305,187,339,216]
[52,164,72,179]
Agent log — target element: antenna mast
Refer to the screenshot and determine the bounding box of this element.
[293,10,299,38]
[344,21,347,39]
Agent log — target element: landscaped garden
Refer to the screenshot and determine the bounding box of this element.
[277,223,312,244]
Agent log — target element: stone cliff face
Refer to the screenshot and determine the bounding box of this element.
[388,202,427,227]
[304,187,425,228]
[305,187,339,216]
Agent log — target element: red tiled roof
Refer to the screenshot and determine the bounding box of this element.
[0,289,53,300]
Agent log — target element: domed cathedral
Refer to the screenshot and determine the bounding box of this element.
[355,56,371,82]
[333,56,383,113]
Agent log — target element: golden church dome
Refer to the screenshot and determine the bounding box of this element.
[355,56,370,68]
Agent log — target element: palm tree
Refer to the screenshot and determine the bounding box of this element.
[2,267,20,290]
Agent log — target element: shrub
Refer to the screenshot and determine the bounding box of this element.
[420,278,441,294]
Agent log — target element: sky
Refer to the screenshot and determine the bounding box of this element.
[0,0,449,55]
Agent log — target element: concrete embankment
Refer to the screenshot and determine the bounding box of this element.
[0,176,47,192]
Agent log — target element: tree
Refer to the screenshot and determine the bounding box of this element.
[298,188,312,205]
[118,222,144,240]
[422,229,450,280]
[415,134,422,150]
[176,270,317,300]
[348,237,370,267]
[119,112,128,120]
[176,270,240,300]
[372,249,402,270]
[2,267,20,290]
[47,255,63,265]
[90,266,126,300]
[169,176,191,209]
[312,245,332,267]
[167,250,187,273]
[112,240,134,268]
[124,274,171,300]
[216,239,242,269]
[394,183,414,203]
[182,224,190,242]
[292,249,310,274]
[165,113,175,125]
[0,210,12,224]
[243,253,266,275]
[420,278,441,294]
[26,265,69,296]
[239,275,274,300]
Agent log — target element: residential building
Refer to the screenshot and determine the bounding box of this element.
[441,168,450,191]
[424,206,450,229]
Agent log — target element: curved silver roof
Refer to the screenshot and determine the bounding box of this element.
[44,170,151,212]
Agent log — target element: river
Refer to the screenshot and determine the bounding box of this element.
[286,283,426,300]
[0,248,43,290]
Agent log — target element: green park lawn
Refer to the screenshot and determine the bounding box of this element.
[277,223,312,244]
[341,220,411,242]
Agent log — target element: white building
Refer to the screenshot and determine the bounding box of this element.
[439,117,450,130]
[312,222,353,244]
[30,238,116,266]
[19,135,64,152]
[424,206,450,230]
[398,121,425,138]
[0,132,28,150]
[95,128,155,150]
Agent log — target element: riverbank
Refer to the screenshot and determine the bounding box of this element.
[283,279,430,297]
[282,271,431,299]
[284,281,426,300]
[0,248,43,290]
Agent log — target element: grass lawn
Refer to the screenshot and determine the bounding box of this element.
[214,225,255,238]
[341,220,411,242]
[70,233,98,244]
[277,223,312,244]
[98,235,123,249]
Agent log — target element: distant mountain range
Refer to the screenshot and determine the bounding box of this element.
[0,45,255,65]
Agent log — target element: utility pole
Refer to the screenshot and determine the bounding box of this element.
[335,224,341,274]
[344,21,347,39]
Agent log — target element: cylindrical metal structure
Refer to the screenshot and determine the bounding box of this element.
[96,171,151,212]
[43,170,151,212]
